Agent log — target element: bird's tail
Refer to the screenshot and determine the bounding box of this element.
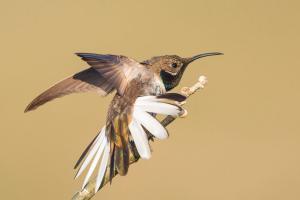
[73,127,110,191]
[73,93,187,192]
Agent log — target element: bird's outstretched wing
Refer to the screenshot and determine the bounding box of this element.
[24,68,114,112]
[74,93,187,192]
[25,53,145,112]
[75,53,146,95]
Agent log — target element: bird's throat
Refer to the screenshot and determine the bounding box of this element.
[160,70,180,91]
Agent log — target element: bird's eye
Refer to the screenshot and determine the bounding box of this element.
[171,63,177,68]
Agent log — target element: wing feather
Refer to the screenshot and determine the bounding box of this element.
[76,53,146,95]
[25,68,114,112]
[25,53,145,112]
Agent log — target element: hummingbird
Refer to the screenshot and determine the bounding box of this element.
[25,52,222,192]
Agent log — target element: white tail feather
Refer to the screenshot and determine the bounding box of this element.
[95,139,110,192]
[134,108,168,139]
[128,118,151,159]
[135,96,161,103]
[127,95,184,159]
[136,95,182,105]
[135,101,181,116]
[82,132,108,189]
[135,96,182,116]
[75,128,105,179]
[75,94,185,192]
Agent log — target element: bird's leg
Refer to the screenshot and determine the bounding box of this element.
[71,75,208,200]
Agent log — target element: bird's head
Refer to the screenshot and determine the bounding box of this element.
[143,52,223,91]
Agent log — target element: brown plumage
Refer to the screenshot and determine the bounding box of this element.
[24,68,114,112]
[25,52,222,192]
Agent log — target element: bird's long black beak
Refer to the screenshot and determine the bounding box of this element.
[187,52,223,63]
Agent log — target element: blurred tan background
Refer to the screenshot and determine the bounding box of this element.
[1,0,300,200]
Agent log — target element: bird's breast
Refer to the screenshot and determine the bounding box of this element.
[146,75,166,96]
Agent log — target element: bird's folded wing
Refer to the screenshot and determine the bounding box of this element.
[76,53,146,95]
[24,68,114,112]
